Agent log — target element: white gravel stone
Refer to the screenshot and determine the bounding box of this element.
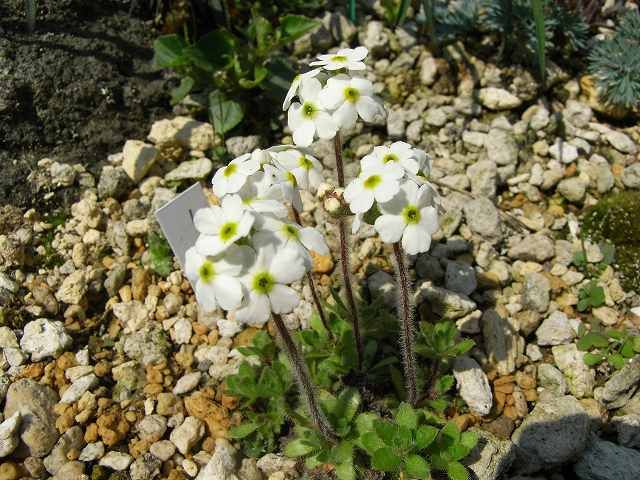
[61,374,98,404]
[173,372,202,395]
[79,442,105,462]
[549,139,578,163]
[122,140,159,183]
[479,87,522,110]
[604,130,637,154]
[535,311,576,346]
[165,158,213,181]
[100,451,133,471]
[150,440,176,461]
[453,357,493,416]
[0,412,21,457]
[170,417,205,455]
[20,319,72,361]
[55,270,87,305]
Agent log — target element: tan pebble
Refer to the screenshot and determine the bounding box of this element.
[102,256,115,269]
[124,411,138,423]
[234,327,260,348]
[85,423,99,443]
[66,448,80,460]
[119,285,132,302]
[144,383,164,396]
[494,375,516,386]
[311,251,334,274]
[192,323,208,336]
[94,360,111,377]
[524,389,538,402]
[0,462,20,480]
[168,470,187,480]
[503,405,518,419]
[494,383,514,394]
[201,437,216,453]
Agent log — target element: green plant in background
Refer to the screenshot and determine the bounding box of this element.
[147,232,173,277]
[576,280,606,312]
[153,11,319,135]
[577,324,640,370]
[588,10,640,110]
[360,403,478,480]
[285,387,369,480]
[531,0,546,88]
[382,0,411,28]
[226,331,294,457]
[25,0,36,32]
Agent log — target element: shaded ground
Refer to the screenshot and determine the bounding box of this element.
[0,0,172,209]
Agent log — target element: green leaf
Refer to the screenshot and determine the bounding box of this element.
[577,298,590,312]
[621,339,635,358]
[460,431,479,452]
[415,425,438,450]
[188,30,236,71]
[152,34,188,68]
[405,454,430,479]
[284,439,316,457]
[335,462,356,480]
[440,422,461,446]
[252,15,274,51]
[335,387,361,422]
[447,461,470,480]
[454,339,475,356]
[633,336,640,353]
[355,413,378,435]
[395,402,418,430]
[238,65,268,89]
[279,15,320,42]
[208,91,243,134]
[606,329,625,341]
[229,422,258,439]
[436,375,455,394]
[374,420,397,445]
[583,352,606,367]
[590,286,606,308]
[361,432,385,454]
[577,332,609,351]
[170,76,194,105]
[371,447,402,472]
[608,353,625,370]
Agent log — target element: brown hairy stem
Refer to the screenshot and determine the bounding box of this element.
[271,313,337,442]
[333,132,364,370]
[392,242,418,406]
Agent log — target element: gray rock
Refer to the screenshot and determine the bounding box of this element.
[414,281,476,320]
[170,416,205,455]
[463,197,501,240]
[453,357,492,415]
[52,461,84,479]
[479,87,522,110]
[444,261,477,296]
[256,453,297,477]
[165,158,213,181]
[367,271,397,307]
[358,21,389,57]
[508,234,555,262]
[238,458,263,480]
[107,220,130,256]
[197,438,237,480]
[622,163,640,189]
[467,160,497,198]
[558,176,588,202]
[104,264,128,298]
[60,374,98,404]
[173,372,202,395]
[486,128,518,166]
[44,426,84,475]
[419,54,439,86]
[594,356,640,409]
[0,412,21,457]
[611,414,640,448]
[20,319,72,361]
[130,453,162,480]
[483,309,519,376]
[535,311,576,346]
[574,437,640,480]
[552,344,595,398]
[604,130,637,154]
[55,270,87,305]
[122,140,159,183]
[97,166,132,200]
[149,440,175,462]
[465,430,515,480]
[225,136,262,158]
[537,363,567,395]
[386,109,406,139]
[137,415,167,443]
[100,451,133,471]
[425,107,447,127]
[512,395,590,473]
[79,442,105,462]
[549,139,579,163]
[123,324,170,366]
[564,100,593,127]
[522,272,550,313]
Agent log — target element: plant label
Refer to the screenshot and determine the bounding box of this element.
[155,182,209,269]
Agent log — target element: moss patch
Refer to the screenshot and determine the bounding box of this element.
[582,191,640,292]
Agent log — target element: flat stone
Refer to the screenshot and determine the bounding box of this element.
[512,395,590,474]
[486,128,518,165]
[60,374,98,404]
[552,344,595,398]
[55,270,87,305]
[196,438,237,480]
[165,157,213,181]
[43,426,83,475]
[99,451,133,471]
[535,311,576,346]
[467,160,497,198]
[604,130,637,154]
[537,363,567,395]
[453,357,492,415]
[574,437,640,480]
[173,372,202,396]
[122,140,159,183]
[463,197,501,240]
[465,430,515,480]
[508,234,555,262]
[20,319,72,361]
[558,176,588,202]
[482,309,519,376]
[479,87,522,110]
[414,281,476,320]
[444,261,477,296]
[79,442,104,462]
[549,139,579,163]
[522,272,550,313]
[610,414,640,448]
[170,416,205,455]
[594,356,640,409]
[622,163,640,189]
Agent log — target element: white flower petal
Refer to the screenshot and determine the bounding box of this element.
[374,178,400,203]
[351,46,368,61]
[299,227,329,256]
[222,194,245,218]
[356,95,384,123]
[300,77,322,101]
[235,291,271,326]
[349,189,375,214]
[374,214,405,243]
[333,102,358,130]
[270,247,306,284]
[350,76,373,95]
[195,281,218,311]
[184,247,203,282]
[193,207,222,234]
[293,120,316,147]
[419,206,439,234]
[314,112,337,140]
[268,284,300,314]
[402,224,431,255]
[283,76,301,110]
[212,276,243,311]
[195,234,226,257]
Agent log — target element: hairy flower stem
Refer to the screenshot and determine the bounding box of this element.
[272,313,337,442]
[392,242,418,406]
[292,209,331,335]
[334,132,364,370]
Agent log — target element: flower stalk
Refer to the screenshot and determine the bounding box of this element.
[392,242,418,406]
[272,313,337,442]
[334,132,364,370]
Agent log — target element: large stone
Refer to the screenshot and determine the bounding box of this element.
[574,437,640,480]
[172,117,215,151]
[170,416,205,455]
[549,139,579,163]
[20,319,72,361]
[60,374,98,404]
[535,311,576,346]
[0,412,21,457]
[453,357,492,415]
[43,426,84,475]
[444,261,477,296]
[225,136,262,158]
[414,282,476,320]
[610,414,640,448]
[196,438,237,480]
[622,163,640,189]
[507,234,555,262]
[537,363,567,395]
[4,379,59,458]
[467,160,497,198]
[512,395,590,473]
[552,344,595,399]
[465,430,515,480]
[165,158,213,181]
[479,87,522,110]
[55,270,87,305]
[558,176,588,202]
[522,272,550,313]
[486,128,518,165]
[99,451,133,471]
[594,356,640,409]
[482,309,519,376]
[463,197,501,240]
[604,130,637,154]
[122,140,159,183]
[358,20,389,57]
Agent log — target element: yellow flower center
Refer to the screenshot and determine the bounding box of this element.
[198,260,215,283]
[363,175,382,190]
[219,222,238,242]
[402,205,421,225]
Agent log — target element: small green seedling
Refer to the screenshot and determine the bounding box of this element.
[577,325,640,370]
[577,280,606,312]
[147,232,174,277]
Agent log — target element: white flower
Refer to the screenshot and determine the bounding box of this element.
[194,195,254,256]
[343,163,404,214]
[374,181,439,255]
[287,77,338,147]
[319,74,385,129]
[310,47,368,71]
[361,142,421,175]
[212,152,260,197]
[235,239,307,326]
[237,171,288,218]
[264,163,303,212]
[254,216,328,268]
[184,244,251,312]
[273,148,323,192]
[283,68,321,110]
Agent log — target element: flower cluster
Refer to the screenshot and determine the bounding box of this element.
[346,141,439,255]
[285,47,386,146]
[185,146,328,325]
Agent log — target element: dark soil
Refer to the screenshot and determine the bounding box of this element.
[0,0,173,209]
